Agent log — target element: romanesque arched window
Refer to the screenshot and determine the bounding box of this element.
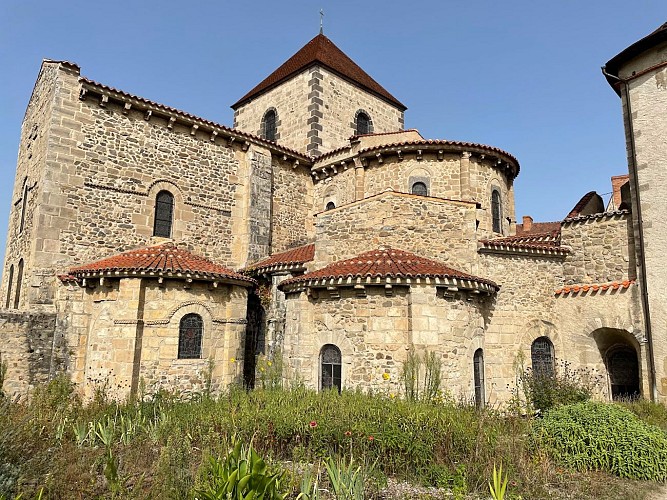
[491,189,502,233]
[13,259,23,309]
[320,344,342,393]
[262,109,277,142]
[411,181,428,197]
[325,201,336,211]
[531,336,555,377]
[5,264,14,309]
[473,348,485,408]
[178,313,203,359]
[19,179,28,233]
[355,111,372,136]
[153,190,174,238]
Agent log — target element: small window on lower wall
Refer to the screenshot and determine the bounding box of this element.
[411,181,428,196]
[473,348,485,409]
[531,336,555,377]
[320,344,342,393]
[178,313,203,359]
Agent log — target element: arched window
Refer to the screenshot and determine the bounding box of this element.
[355,112,371,136]
[531,336,555,378]
[473,348,485,408]
[320,344,342,393]
[491,189,502,233]
[262,109,277,141]
[153,190,174,238]
[13,259,23,309]
[411,182,428,197]
[19,180,28,233]
[178,313,203,359]
[5,264,14,309]
[325,201,336,211]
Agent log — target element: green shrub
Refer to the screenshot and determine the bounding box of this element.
[619,399,667,431]
[535,401,667,480]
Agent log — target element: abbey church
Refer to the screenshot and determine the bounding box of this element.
[2,23,666,403]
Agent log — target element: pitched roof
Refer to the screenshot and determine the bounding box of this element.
[605,21,667,93]
[69,242,255,286]
[515,221,561,236]
[279,247,498,292]
[566,191,603,219]
[245,243,315,274]
[232,34,406,110]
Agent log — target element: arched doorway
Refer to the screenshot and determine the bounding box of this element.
[607,345,640,399]
[591,328,641,401]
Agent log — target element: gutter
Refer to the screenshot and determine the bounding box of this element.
[601,66,658,401]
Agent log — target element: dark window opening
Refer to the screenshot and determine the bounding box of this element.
[153,190,174,237]
[321,344,342,393]
[356,112,371,135]
[13,259,23,309]
[178,313,203,359]
[607,345,640,400]
[19,181,28,233]
[263,110,277,141]
[473,348,485,408]
[325,201,336,211]
[531,336,555,378]
[411,182,428,197]
[5,264,14,309]
[491,190,502,233]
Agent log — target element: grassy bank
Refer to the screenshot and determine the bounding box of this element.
[0,378,666,499]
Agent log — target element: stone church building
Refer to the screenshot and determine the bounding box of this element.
[1,24,666,403]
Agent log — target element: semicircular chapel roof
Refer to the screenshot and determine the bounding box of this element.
[244,243,315,274]
[279,247,498,292]
[69,242,255,286]
[232,34,406,111]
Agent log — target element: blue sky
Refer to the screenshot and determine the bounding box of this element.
[0,1,665,267]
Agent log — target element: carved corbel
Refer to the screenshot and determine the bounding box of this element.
[144,110,152,121]
[397,150,403,161]
[190,124,199,136]
[376,152,383,164]
[416,149,423,161]
[79,88,88,101]
[210,130,218,142]
[242,141,250,151]
[227,137,236,148]
[123,103,132,115]
[293,160,300,169]
[100,95,109,108]
[437,150,444,161]
[167,117,176,130]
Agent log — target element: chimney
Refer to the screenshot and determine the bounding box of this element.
[522,215,533,232]
[611,175,629,210]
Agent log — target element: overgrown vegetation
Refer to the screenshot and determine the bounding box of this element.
[0,375,665,499]
[535,401,667,480]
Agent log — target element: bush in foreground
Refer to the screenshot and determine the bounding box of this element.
[535,401,667,480]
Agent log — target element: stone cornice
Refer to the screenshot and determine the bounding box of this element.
[562,210,629,224]
[72,270,255,288]
[281,274,497,295]
[478,243,570,258]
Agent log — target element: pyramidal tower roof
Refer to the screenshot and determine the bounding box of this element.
[231,33,406,111]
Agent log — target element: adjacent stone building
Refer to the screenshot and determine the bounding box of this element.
[1,27,665,403]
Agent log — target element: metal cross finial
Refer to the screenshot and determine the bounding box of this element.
[320,9,324,34]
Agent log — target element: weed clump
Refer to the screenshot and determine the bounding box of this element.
[535,401,667,480]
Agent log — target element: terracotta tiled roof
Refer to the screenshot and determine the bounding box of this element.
[231,34,406,110]
[79,77,311,162]
[515,221,561,236]
[245,243,315,273]
[555,280,636,296]
[279,247,498,291]
[480,228,568,256]
[69,242,255,286]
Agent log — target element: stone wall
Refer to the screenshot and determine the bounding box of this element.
[272,158,314,252]
[311,192,478,273]
[282,285,488,397]
[1,62,62,310]
[67,278,248,399]
[0,310,62,396]
[561,213,636,284]
[618,43,667,400]
[233,65,404,156]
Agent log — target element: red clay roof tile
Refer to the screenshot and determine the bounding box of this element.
[69,242,255,285]
[231,34,406,110]
[515,221,561,236]
[555,279,635,296]
[279,247,498,290]
[245,243,315,273]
